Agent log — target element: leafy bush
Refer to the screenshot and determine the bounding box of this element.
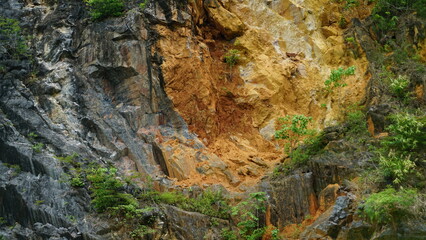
[32,143,44,153]
[142,189,230,218]
[84,0,125,20]
[373,13,399,34]
[389,76,410,100]
[224,49,240,68]
[273,130,325,177]
[373,0,426,19]
[345,106,369,137]
[70,176,85,187]
[275,115,315,154]
[221,228,238,240]
[0,18,28,59]
[139,0,147,10]
[323,66,355,93]
[379,151,416,184]
[224,49,240,80]
[86,167,138,212]
[291,134,324,166]
[383,113,426,152]
[130,225,156,239]
[372,0,426,35]
[231,192,267,240]
[359,187,417,227]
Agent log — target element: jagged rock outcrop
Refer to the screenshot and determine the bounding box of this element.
[1,0,424,239]
[0,0,229,238]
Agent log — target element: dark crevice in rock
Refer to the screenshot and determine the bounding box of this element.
[152,143,169,177]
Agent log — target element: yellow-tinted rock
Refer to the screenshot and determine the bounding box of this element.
[154,0,371,191]
[204,0,246,39]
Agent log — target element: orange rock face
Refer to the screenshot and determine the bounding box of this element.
[153,0,372,191]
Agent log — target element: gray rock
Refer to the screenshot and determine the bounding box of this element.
[302,195,354,239]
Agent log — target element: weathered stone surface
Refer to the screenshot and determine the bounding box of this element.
[204,0,246,39]
[0,0,228,238]
[161,205,228,240]
[310,150,373,194]
[301,195,354,239]
[318,184,340,212]
[263,173,318,226]
[337,221,374,240]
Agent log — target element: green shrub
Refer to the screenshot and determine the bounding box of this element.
[221,228,238,240]
[85,0,125,20]
[130,225,155,239]
[273,131,325,177]
[372,0,426,35]
[359,187,417,227]
[383,113,426,152]
[224,49,240,80]
[55,153,79,165]
[323,66,355,93]
[142,189,230,219]
[32,143,44,153]
[343,0,359,10]
[86,167,138,212]
[224,49,240,68]
[373,0,426,19]
[275,115,315,154]
[389,76,410,99]
[70,176,85,187]
[379,151,416,184]
[0,18,28,59]
[345,106,369,137]
[231,192,267,240]
[139,0,147,10]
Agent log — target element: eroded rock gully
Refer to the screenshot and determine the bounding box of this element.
[1,0,418,239]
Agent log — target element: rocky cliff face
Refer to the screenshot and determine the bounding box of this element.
[0,0,425,239]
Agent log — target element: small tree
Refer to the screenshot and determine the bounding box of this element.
[230,192,268,240]
[224,49,240,81]
[275,115,314,154]
[359,187,417,229]
[323,66,355,93]
[0,18,28,59]
[85,0,125,20]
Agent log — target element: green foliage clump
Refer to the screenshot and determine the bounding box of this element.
[373,113,425,185]
[87,167,138,212]
[344,105,369,137]
[275,115,315,154]
[139,0,147,10]
[324,66,355,93]
[70,176,85,187]
[359,187,417,227]
[3,163,21,174]
[273,117,324,176]
[32,143,44,153]
[341,0,360,10]
[373,0,426,19]
[290,134,325,166]
[130,225,156,239]
[372,0,426,35]
[221,228,238,240]
[224,49,240,68]
[230,192,267,240]
[224,49,240,80]
[389,76,410,99]
[378,151,415,184]
[84,0,125,20]
[55,153,79,165]
[0,18,28,59]
[383,113,426,152]
[142,189,230,219]
[0,217,6,225]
